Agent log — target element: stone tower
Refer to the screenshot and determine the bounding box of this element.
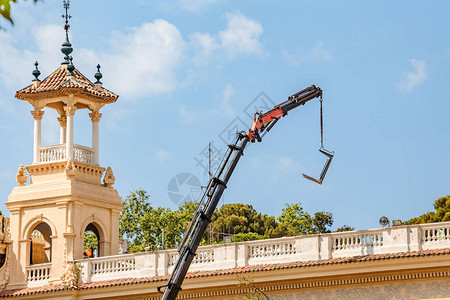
[5,5,122,289]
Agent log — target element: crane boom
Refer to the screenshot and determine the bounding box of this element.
[159,85,323,299]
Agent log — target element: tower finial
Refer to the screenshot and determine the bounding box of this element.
[67,56,75,76]
[32,61,41,81]
[61,0,73,65]
[94,64,103,84]
[62,0,71,34]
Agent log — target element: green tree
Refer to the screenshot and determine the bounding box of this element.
[335,225,355,232]
[405,196,450,224]
[83,231,98,251]
[210,203,280,242]
[278,203,333,235]
[119,189,198,252]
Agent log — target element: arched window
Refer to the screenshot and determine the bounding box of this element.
[30,222,52,265]
[83,223,100,258]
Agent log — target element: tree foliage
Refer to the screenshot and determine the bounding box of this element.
[278,203,333,235]
[120,190,339,252]
[405,195,450,224]
[119,190,197,252]
[83,231,98,251]
[335,225,355,232]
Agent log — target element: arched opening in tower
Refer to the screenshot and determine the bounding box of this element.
[83,223,100,258]
[29,222,52,265]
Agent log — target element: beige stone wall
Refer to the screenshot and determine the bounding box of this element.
[6,161,122,289]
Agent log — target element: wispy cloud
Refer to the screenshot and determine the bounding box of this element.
[191,11,264,64]
[283,41,332,66]
[155,150,171,163]
[399,58,427,92]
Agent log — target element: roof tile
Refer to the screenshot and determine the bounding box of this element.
[15,66,118,103]
[1,248,449,298]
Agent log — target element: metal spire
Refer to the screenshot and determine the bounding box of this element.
[60,0,73,65]
[61,0,72,34]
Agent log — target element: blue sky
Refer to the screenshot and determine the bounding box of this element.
[0,0,449,231]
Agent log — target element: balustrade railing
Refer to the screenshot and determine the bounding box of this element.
[332,230,383,251]
[40,145,66,162]
[35,221,448,287]
[73,144,94,164]
[248,239,296,260]
[168,248,215,267]
[91,255,136,275]
[26,263,51,285]
[39,144,95,164]
[421,223,450,248]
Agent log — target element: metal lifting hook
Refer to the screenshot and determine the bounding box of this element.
[302,96,334,184]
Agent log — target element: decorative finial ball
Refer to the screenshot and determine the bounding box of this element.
[61,34,73,56]
[32,61,41,80]
[94,64,103,83]
[67,57,75,75]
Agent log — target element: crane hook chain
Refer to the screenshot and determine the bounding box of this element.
[320,95,324,149]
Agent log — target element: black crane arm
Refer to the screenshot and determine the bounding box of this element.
[160,85,323,299]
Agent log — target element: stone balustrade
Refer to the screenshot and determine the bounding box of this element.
[26,263,51,287]
[40,145,66,162]
[32,221,450,286]
[39,144,95,164]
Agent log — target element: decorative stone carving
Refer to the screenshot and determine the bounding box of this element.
[63,105,77,116]
[103,167,115,187]
[65,159,76,178]
[30,109,44,120]
[60,260,78,288]
[89,111,102,123]
[57,115,67,127]
[15,165,28,186]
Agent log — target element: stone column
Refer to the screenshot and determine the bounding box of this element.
[64,105,76,160]
[57,115,67,145]
[31,109,44,164]
[89,110,102,165]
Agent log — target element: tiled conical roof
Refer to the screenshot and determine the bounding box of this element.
[15,65,118,103]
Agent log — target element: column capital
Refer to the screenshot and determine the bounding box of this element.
[64,105,77,116]
[57,115,67,127]
[31,109,44,120]
[89,111,102,123]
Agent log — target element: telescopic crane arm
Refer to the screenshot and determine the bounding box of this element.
[160,85,324,300]
[247,85,322,142]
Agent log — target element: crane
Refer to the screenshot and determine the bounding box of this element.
[158,85,331,299]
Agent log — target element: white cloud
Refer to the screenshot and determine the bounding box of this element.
[0,21,185,100]
[190,32,219,65]
[283,42,332,66]
[1,14,261,103]
[0,24,61,90]
[311,42,332,61]
[400,58,427,91]
[0,171,10,179]
[191,11,263,63]
[219,12,263,58]
[104,20,185,98]
[178,0,218,12]
[155,150,171,163]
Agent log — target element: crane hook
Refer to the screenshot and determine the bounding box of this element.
[302,96,334,184]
